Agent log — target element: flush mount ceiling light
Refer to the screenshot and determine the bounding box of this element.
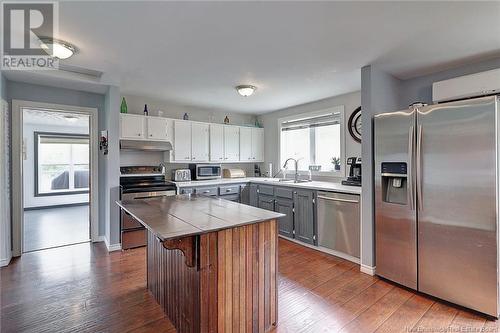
[236,85,257,97]
[63,115,79,123]
[40,38,76,59]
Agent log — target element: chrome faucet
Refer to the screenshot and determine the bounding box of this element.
[283,158,300,183]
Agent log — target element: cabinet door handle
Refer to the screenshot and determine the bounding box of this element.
[317,195,359,204]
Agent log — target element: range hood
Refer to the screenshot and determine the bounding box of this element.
[120,139,172,151]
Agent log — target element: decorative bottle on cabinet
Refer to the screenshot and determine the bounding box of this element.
[120,97,128,113]
[143,104,148,116]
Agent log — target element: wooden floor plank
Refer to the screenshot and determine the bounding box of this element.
[2,238,499,333]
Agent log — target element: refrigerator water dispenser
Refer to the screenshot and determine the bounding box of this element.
[381,162,407,205]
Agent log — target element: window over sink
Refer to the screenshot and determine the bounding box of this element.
[279,106,345,176]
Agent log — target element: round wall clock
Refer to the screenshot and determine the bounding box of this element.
[348,106,362,143]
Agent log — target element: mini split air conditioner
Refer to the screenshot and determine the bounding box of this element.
[432,68,500,103]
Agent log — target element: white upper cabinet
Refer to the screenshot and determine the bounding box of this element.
[173,120,192,162]
[120,113,264,163]
[191,123,209,162]
[224,126,240,162]
[239,127,253,162]
[209,124,224,162]
[252,128,264,161]
[147,117,169,140]
[120,114,146,139]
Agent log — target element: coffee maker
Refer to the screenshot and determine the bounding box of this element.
[341,157,362,186]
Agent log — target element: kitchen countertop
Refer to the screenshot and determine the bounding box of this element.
[116,195,284,241]
[169,177,362,195]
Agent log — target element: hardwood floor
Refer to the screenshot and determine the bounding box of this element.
[1,238,498,332]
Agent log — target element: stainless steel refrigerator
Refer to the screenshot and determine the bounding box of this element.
[374,95,499,317]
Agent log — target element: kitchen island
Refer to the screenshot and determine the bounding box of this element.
[116,194,284,333]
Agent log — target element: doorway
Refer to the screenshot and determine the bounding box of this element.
[12,100,98,255]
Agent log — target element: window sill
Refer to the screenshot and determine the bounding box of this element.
[35,190,89,197]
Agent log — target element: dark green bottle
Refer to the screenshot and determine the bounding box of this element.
[120,97,128,113]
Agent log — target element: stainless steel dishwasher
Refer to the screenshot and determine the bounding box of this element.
[317,191,360,258]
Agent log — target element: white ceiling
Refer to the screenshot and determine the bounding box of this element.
[7,1,500,114]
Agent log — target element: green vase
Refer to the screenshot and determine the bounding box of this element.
[120,97,128,114]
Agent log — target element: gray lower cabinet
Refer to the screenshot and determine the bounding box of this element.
[258,194,275,211]
[274,198,294,238]
[178,187,194,195]
[249,184,259,207]
[240,184,250,205]
[293,189,316,245]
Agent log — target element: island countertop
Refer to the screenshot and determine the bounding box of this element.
[116,194,284,241]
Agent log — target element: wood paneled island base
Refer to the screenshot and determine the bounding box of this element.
[147,220,277,333]
[117,195,283,333]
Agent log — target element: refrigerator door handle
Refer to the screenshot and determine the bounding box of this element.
[416,125,423,211]
[408,126,415,210]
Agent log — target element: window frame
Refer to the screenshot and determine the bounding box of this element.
[278,106,346,177]
[34,131,90,197]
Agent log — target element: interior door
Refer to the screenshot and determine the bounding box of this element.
[374,107,417,289]
[173,121,191,161]
[209,124,224,162]
[239,127,252,161]
[417,96,498,316]
[191,123,209,162]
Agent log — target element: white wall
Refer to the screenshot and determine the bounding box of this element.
[22,123,90,209]
[257,91,361,182]
[120,94,259,173]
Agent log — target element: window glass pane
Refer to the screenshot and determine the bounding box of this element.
[281,128,310,171]
[37,135,90,194]
[39,143,71,165]
[315,124,341,171]
[73,144,89,164]
[39,165,70,192]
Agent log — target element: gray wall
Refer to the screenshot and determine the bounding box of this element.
[257,91,361,181]
[5,81,108,238]
[361,57,500,269]
[104,86,121,245]
[361,65,401,268]
[399,57,500,108]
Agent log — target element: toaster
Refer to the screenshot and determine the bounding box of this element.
[172,169,191,182]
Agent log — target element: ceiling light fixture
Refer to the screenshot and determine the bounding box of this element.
[236,85,257,97]
[63,115,79,123]
[40,38,76,59]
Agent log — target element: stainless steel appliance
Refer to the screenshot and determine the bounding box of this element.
[341,157,362,186]
[172,168,191,182]
[189,164,221,180]
[374,96,499,317]
[317,191,360,259]
[120,139,172,151]
[120,166,176,249]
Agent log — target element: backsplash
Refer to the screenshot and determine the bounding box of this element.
[120,150,257,179]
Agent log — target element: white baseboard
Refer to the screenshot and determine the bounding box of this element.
[360,264,376,276]
[96,235,122,252]
[279,235,360,265]
[0,254,12,267]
